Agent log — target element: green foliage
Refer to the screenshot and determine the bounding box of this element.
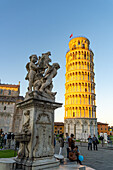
[76,140,80,142]
[0,150,17,158]
[109,136,113,142]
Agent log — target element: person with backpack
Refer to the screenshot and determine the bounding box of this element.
[92,134,98,150]
[59,134,64,155]
[87,135,92,150]
[68,134,76,161]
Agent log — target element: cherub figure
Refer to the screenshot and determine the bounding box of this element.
[25,55,38,92]
[39,63,60,95]
[38,51,51,72]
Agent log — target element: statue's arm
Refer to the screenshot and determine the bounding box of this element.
[31,63,38,70]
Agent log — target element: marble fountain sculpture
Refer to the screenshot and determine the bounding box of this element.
[15,52,62,170]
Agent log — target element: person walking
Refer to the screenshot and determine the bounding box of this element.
[92,135,98,150]
[87,135,92,150]
[68,134,75,151]
[99,135,104,147]
[65,133,70,158]
[7,132,11,149]
[0,134,4,149]
[59,134,64,155]
[68,134,76,161]
[4,133,7,147]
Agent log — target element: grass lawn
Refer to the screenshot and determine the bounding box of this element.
[0,149,17,158]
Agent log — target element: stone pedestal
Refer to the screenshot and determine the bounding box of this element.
[15,96,62,169]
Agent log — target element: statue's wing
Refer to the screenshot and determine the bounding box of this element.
[38,56,45,68]
[26,62,30,72]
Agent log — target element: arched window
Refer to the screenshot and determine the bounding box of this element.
[84,53,86,59]
[88,73,89,81]
[4,106,6,110]
[88,84,90,92]
[89,108,91,118]
[78,41,80,45]
[73,84,75,92]
[73,112,75,117]
[89,95,90,104]
[79,62,81,69]
[83,73,84,80]
[80,84,81,92]
[80,95,81,104]
[80,108,81,117]
[84,108,85,117]
[87,63,89,70]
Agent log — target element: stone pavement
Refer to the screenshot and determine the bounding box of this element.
[55,142,113,170]
[47,158,95,170]
[79,146,113,170]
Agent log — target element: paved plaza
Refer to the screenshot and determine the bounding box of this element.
[79,146,113,170]
[55,142,113,170]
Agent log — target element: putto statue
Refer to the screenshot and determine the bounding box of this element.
[25,52,60,100]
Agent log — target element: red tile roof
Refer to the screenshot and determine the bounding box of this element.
[97,122,108,125]
[54,122,64,126]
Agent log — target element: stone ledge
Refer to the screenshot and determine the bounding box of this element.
[0,158,16,170]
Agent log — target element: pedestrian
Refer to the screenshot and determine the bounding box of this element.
[7,132,11,149]
[65,133,70,158]
[68,134,75,151]
[0,129,3,135]
[11,133,15,146]
[0,134,4,149]
[74,145,82,165]
[68,134,76,161]
[4,133,7,146]
[99,135,104,147]
[87,135,92,150]
[92,135,98,150]
[59,134,64,155]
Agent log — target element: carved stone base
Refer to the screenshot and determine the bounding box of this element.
[16,157,60,170]
[16,96,62,169]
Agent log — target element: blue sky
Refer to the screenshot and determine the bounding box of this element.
[0,0,113,125]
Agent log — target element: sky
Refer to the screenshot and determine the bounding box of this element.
[0,0,113,126]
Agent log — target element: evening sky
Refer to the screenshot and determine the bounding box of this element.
[0,0,113,125]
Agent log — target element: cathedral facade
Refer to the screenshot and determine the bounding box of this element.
[0,82,24,133]
[64,37,97,140]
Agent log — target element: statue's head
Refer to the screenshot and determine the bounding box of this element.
[42,51,51,63]
[53,63,60,70]
[29,55,38,63]
[42,51,51,57]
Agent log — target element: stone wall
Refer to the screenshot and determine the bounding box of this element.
[0,97,24,133]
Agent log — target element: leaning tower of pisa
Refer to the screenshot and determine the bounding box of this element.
[64,37,97,140]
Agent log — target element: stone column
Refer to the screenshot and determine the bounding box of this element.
[15,97,62,170]
[88,123,91,136]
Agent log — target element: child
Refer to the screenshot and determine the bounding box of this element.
[74,145,82,165]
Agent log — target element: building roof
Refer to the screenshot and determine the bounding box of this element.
[54,122,64,126]
[0,84,20,88]
[97,122,108,125]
